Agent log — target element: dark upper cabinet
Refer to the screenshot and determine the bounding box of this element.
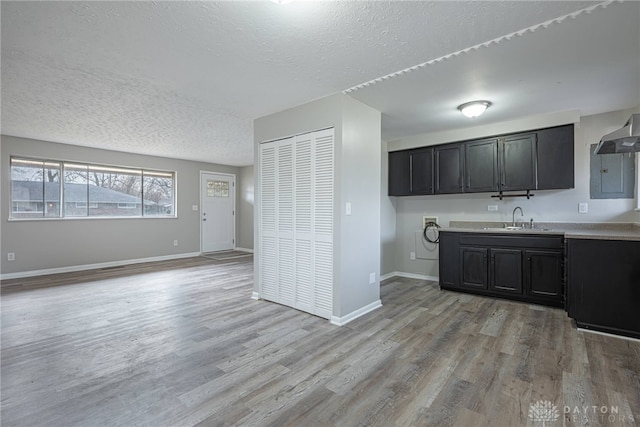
[410,147,434,195]
[388,150,411,196]
[388,124,574,197]
[388,148,434,196]
[435,144,464,194]
[537,124,574,190]
[499,133,537,191]
[465,138,499,192]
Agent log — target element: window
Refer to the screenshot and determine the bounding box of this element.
[10,158,61,218]
[143,170,175,216]
[10,157,176,219]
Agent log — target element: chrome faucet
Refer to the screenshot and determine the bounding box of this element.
[512,206,523,227]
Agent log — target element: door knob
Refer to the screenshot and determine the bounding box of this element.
[203,218,207,221]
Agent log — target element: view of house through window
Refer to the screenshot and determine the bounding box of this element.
[10,158,62,218]
[10,157,175,219]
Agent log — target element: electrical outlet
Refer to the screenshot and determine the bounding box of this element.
[422,216,438,229]
[192,205,198,211]
[410,251,416,260]
[369,272,376,284]
[173,240,178,246]
[488,205,498,211]
[7,252,15,261]
[579,203,588,214]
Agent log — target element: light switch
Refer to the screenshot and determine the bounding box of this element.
[192,205,198,211]
[345,202,352,215]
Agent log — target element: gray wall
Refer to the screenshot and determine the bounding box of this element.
[253,93,382,319]
[338,95,381,317]
[1,135,241,276]
[237,165,254,250]
[380,140,396,277]
[386,107,640,278]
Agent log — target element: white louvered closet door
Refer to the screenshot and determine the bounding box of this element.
[259,128,334,319]
[259,141,280,302]
[293,133,314,314]
[310,129,334,319]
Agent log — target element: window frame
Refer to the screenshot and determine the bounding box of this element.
[9,156,177,221]
[636,154,640,211]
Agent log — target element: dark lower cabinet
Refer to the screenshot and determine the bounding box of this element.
[460,247,488,289]
[460,247,523,294]
[440,231,564,307]
[490,249,523,294]
[525,250,563,300]
[567,238,640,339]
[439,232,459,288]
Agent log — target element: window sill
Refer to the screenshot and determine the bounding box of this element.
[8,215,178,222]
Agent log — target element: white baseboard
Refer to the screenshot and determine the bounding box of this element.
[0,252,201,281]
[380,271,439,282]
[235,247,254,253]
[577,328,640,343]
[380,271,398,281]
[330,300,382,326]
[251,292,260,300]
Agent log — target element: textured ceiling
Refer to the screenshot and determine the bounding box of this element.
[2,1,638,166]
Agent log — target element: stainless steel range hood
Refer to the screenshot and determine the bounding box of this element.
[594,114,640,154]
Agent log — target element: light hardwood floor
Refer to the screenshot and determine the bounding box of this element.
[1,256,639,426]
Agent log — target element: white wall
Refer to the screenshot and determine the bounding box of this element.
[386,107,640,277]
[1,135,241,277]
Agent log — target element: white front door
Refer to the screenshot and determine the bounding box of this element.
[201,172,235,252]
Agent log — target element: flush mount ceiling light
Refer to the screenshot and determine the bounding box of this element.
[271,0,294,4]
[457,100,492,118]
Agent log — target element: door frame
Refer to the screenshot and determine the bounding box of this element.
[199,171,236,253]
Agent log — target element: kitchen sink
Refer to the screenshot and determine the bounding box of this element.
[482,226,524,231]
[482,226,554,232]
